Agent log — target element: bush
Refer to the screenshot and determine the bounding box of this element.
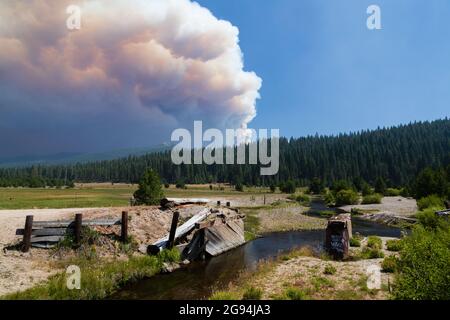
[209,291,240,300]
[294,193,311,206]
[386,240,403,252]
[176,180,186,189]
[417,195,445,211]
[362,193,382,204]
[393,224,450,300]
[242,287,263,300]
[280,180,296,194]
[324,264,337,275]
[359,247,384,259]
[374,177,387,195]
[309,178,325,194]
[416,208,447,230]
[349,237,361,247]
[361,183,373,196]
[324,191,335,206]
[235,183,244,192]
[335,189,359,206]
[385,188,401,197]
[284,287,309,300]
[269,184,277,193]
[381,256,398,273]
[164,183,170,189]
[133,169,164,205]
[367,236,383,250]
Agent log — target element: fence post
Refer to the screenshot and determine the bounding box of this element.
[217,201,221,206]
[22,215,34,253]
[74,214,83,246]
[226,201,231,207]
[121,211,128,243]
[167,211,180,249]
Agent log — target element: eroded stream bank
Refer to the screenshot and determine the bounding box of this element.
[112,204,401,300]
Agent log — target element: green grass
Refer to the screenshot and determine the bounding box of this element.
[386,239,403,252]
[349,237,361,247]
[0,184,276,209]
[209,291,240,300]
[324,264,337,275]
[2,248,180,300]
[242,287,263,300]
[367,236,383,250]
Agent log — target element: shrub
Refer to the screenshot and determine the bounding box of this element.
[269,184,277,193]
[280,180,296,194]
[133,169,164,205]
[349,237,361,247]
[235,183,244,192]
[359,247,384,259]
[417,195,445,211]
[393,224,450,300]
[164,183,170,189]
[385,188,401,197]
[374,177,387,195]
[176,180,186,189]
[362,193,382,204]
[284,287,309,300]
[294,193,311,206]
[309,178,325,194]
[242,287,263,300]
[361,183,373,196]
[324,264,337,275]
[210,291,240,300]
[416,208,447,230]
[386,239,403,252]
[367,236,382,250]
[381,256,398,273]
[335,189,359,206]
[324,191,335,206]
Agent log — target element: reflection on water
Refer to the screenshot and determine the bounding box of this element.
[112,202,402,300]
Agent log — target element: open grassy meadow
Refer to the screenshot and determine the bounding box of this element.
[0,183,275,209]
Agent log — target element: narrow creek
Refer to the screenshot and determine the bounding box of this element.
[112,201,402,300]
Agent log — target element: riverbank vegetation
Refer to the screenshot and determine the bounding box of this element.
[2,248,180,300]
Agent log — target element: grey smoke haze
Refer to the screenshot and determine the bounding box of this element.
[0,0,261,157]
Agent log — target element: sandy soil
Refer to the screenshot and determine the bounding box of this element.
[339,196,417,217]
[256,205,327,232]
[0,204,205,296]
[220,237,398,300]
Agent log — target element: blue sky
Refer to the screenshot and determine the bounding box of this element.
[197,0,450,138]
[0,0,449,157]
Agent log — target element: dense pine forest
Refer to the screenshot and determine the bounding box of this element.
[0,119,449,188]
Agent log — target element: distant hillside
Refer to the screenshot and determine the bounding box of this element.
[0,119,449,187]
[0,144,172,168]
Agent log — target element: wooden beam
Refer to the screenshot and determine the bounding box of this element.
[16,228,72,236]
[74,214,82,246]
[22,215,33,253]
[32,219,121,228]
[30,236,65,243]
[167,211,180,249]
[121,211,128,243]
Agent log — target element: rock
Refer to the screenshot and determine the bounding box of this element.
[161,262,179,273]
[138,244,148,255]
[181,259,190,266]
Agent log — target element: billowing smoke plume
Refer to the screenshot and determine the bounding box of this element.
[0,0,261,156]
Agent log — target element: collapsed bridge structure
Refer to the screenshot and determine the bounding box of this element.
[145,199,246,261]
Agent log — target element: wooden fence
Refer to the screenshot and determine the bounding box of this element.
[16,211,129,252]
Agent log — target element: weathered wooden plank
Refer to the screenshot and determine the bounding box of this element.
[32,243,57,249]
[16,228,72,236]
[30,236,65,243]
[32,219,121,228]
[205,220,245,257]
[166,198,210,205]
[153,208,211,250]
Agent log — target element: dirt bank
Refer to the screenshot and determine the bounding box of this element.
[0,205,206,296]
